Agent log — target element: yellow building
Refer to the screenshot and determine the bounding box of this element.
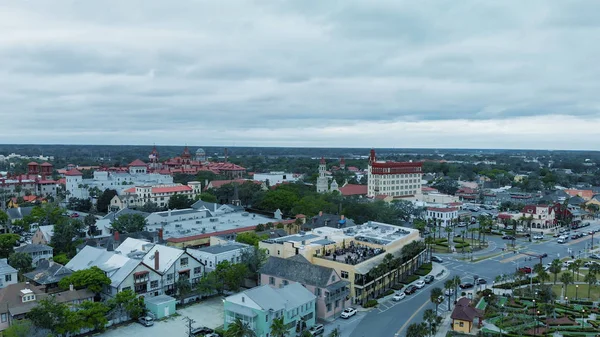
[451,298,483,333]
[259,222,425,305]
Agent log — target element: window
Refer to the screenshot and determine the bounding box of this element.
[194,267,202,274]
[269,277,275,285]
[331,275,335,282]
[335,300,339,308]
[341,271,348,279]
[283,280,289,286]
[167,274,174,281]
[459,322,464,327]
[5,274,11,282]
[122,287,132,292]
[150,280,158,288]
[1,313,6,323]
[326,303,332,312]
[316,288,321,296]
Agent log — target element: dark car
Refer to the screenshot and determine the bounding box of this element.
[540,253,548,258]
[191,327,214,336]
[459,283,474,289]
[431,256,443,263]
[476,278,487,285]
[404,285,418,295]
[518,267,532,274]
[502,235,515,240]
[424,275,435,284]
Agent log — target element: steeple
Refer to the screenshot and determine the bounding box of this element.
[182,145,191,159]
[369,149,376,165]
[340,156,346,170]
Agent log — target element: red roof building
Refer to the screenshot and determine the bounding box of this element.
[367,149,423,198]
[64,169,83,176]
[338,184,368,197]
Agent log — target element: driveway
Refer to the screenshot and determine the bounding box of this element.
[98,297,224,337]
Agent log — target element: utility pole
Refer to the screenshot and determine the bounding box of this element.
[182,316,196,337]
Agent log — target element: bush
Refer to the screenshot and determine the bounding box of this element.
[570,300,593,305]
[384,289,394,296]
[400,275,420,284]
[364,299,378,308]
[392,284,404,291]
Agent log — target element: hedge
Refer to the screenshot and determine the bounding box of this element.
[364,299,378,308]
[400,275,420,284]
[392,283,404,291]
[569,299,593,305]
[493,277,540,289]
[384,289,395,296]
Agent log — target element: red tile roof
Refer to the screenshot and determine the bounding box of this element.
[41,162,53,167]
[565,189,594,200]
[339,184,368,196]
[427,207,458,212]
[152,185,192,194]
[64,169,83,176]
[58,178,66,185]
[498,213,513,219]
[123,187,136,193]
[522,205,551,214]
[421,187,439,192]
[27,162,39,166]
[128,159,147,167]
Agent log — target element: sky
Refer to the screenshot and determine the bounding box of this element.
[1,0,599,150]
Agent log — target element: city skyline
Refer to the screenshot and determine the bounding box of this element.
[1,1,599,150]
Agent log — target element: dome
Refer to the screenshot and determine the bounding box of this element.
[195,148,205,155]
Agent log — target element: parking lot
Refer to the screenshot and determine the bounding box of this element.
[98,297,224,337]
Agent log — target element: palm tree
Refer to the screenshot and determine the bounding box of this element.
[560,272,573,298]
[452,275,461,304]
[444,279,454,310]
[430,218,437,240]
[225,318,257,337]
[430,287,443,315]
[572,260,583,281]
[585,272,597,299]
[423,309,439,336]
[406,322,428,337]
[270,317,288,337]
[424,237,435,261]
[549,259,562,284]
[445,226,453,253]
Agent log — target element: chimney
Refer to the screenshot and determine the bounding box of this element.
[214,203,217,212]
[25,282,30,289]
[158,228,163,241]
[319,211,323,217]
[154,250,160,271]
[114,231,120,242]
[69,284,74,291]
[168,209,172,217]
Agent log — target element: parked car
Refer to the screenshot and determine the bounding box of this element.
[393,292,406,301]
[431,256,443,263]
[414,280,426,289]
[191,327,214,335]
[138,316,154,327]
[557,238,567,244]
[459,283,474,289]
[589,254,600,260]
[340,308,357,319]
[476,278,487,285]
[540,253,548,258]
[70,213,80,218]
[424,275,435,284]
[572,234,580,240]
[205,334,220,337]
[553,233,561,238]
[518,267,532,274]
[445,289,455,296]
[404,285,418,295]
[309,324,325,336]
[533,235,544,240]
[502,235,515,240]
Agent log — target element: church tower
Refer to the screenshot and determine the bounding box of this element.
[149,145,160,170]
[316,157,329,193]
[340,157,346,170]
[182,146,192,169]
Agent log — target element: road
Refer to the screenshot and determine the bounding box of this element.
[347,220,600,337]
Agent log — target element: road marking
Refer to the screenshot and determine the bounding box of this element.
[395,299,430,335]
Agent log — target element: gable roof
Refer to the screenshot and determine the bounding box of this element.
[115,238,184,274]
[38,225,54,242]
[191,200,219,211]
[15,244,53,254]
[338,184,368,196]
[0,258,18,276]
[304,213,356,230]
[259,256,336,288]
[231,283,315,312]
[64,169,83,176]
[451,297,483,322]
[23,261,73,285]
[6,207,33,220]
[128,159,147,167]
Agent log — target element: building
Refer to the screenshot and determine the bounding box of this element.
[145,295,177,319]
[0,162,59,199]
[114,238,205,294]
[0,259,18,289]
[14,244,53,267]
[223,283,317,337]
[564,189,594,201]
[31,225,54,245]
[418,191,460,204]
[425,207,459,227]
[316,157,331,193]
[520,205,557,230]
[259,255,350,320]
[187,240,251,272]
[253,172,301,186]
[258,222,424,305]
[451,297,483,333]
[338,183,368,197]
[149,146,246,178]
[302,212,356,231]
[110,181,202,210]
[367,149,423,199]
[0,282,94,332]
[23,260,73,293]
[5,207,33,224]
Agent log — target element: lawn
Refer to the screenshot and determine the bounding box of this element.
[551,284,600,301]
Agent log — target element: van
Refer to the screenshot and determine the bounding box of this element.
[557,238,566,244]
[308,324,324,336]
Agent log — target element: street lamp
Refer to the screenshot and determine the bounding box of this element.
[582,309,586,330]
[500,304,505,335]
[532,299,537,337]
[576,285,579,300]
[565,297,568,305]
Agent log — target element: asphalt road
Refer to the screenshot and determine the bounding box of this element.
[348,220,600,337]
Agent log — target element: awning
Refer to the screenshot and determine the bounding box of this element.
[178,269,190,274]
[134,271,149,276]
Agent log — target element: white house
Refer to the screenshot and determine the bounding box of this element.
[426,207,459,227]
[252,172,300,186]
[13,244,53,267]
[114,238,205,295]
[187,241,251,272]
[0,259,18,289]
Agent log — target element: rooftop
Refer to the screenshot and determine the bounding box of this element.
[192,243,249,255]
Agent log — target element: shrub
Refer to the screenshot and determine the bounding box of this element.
[384,289,395,296]
[392,284,404,291]
[570,300,593,305]
[364,299,378,308]
[400,275,420,284]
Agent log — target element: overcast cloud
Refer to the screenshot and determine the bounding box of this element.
[1,0,599,150]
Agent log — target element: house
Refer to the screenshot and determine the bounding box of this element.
[14,244,53,267]
[32,225,54,245]
[520,205,557,230]
[0,282,94,332]
[187,242,250,272]
[77,230,159,253]
[302,211,356,231]
[451,297,483,333]
[455,187,478,201]
[23,260,73,293]
[5,207,33,224]
[66,245,162,298]
[259,255,350,320]
[223,283,317,337]
[567,196,586,206]
[0,259,18,289]
[114,238,205,295]
[565,189,594,201]
[116,182,203,210]
[425,207,458,227]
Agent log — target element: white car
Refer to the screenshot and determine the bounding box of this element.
[393,292,406,301]
[415,280,426,289]
[533,235,544,240]
[340,307,357,319]
[445,289,455,296]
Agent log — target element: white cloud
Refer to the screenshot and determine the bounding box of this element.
[0,0,599,149]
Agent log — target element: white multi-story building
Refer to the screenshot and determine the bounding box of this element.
[110,182,202,210]
[367,149,423,199]
[188,241,251,272]
[425,207,459,227]
[253,172,301,186]
[0,259,18,289]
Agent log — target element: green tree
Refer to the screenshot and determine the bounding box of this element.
[235,232,268,246]
[108,289,146,320]
[225,317,257,337]
[51,219,84,256]
[549,259,562,284]
[406,322,428,337]
[168,193,192,210]
[270,317,288,337]
[28,296,79,336]
[198,193,218,203]
[241,246,268,281]
[0,233,20,258]
[67,197,92,213]
[8,252,33,278]
[84,214,96,227]
[571,259,583,281]
[423,308,441,336]
[110,214,147,233]
[327,328,340,337]
[77,301,110,332]
[58,266,111,294]
[140,201,162,213]
[585,272,597,299]
[30,203,66,226]
[215,261,248,292]
[430,287,443,315]
[560,272,573,297]
[2,319,34,337]
[196,271,222,295]
[97,189,118,213]
[175,276,192,302]
[0,210,8,226]
[444,279,454,310]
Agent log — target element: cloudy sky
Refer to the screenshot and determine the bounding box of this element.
[1,0,599,150]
